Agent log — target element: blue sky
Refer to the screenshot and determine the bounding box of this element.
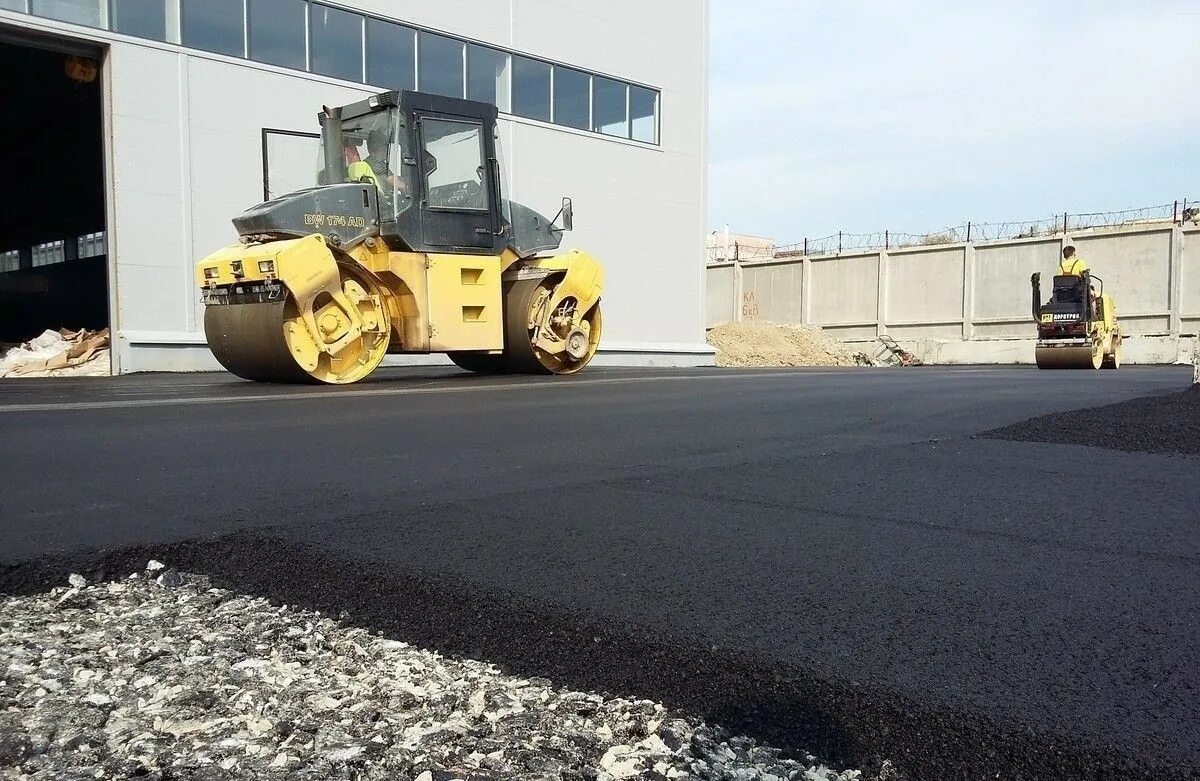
[707,1,1200,241]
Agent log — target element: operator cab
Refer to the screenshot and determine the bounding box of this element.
[235,91,568,258]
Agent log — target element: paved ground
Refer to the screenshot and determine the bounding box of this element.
[1,366,1197,780]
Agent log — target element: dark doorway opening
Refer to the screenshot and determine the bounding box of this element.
[0,33,109,348]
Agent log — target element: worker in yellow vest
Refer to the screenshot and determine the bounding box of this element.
[1058,245,1088,276]
[343,137,380,188]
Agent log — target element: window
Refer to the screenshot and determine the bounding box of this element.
[418,32,463,98]
[366,18,415,90]
[422,119,486,211]
[592,76,627,137]
[30,0,100,26]
[249,0,306,70]
[263,130,322,201]
[511,56,549,122]
[310,3,362,82]
[630,85,658,144]
[0,0,25,11]
[182,0,244,58]
[467,44,509,112]
[553,66,589,130]
[111,0,166,40]
[0,251,20,274]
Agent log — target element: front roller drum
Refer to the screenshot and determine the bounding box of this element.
[1034,342,1103,370]
[205,268,390,384]
[206,301,315,383]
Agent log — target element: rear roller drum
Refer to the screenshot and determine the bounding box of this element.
[1034,342,1103,370]
[501,277,602,375]
[205,267,390,384]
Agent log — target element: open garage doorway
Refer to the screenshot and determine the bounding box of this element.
[0,30,110,377]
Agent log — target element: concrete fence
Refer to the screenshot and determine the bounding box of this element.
[706,224,1200,364]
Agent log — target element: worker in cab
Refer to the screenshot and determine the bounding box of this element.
[364,129,407,196]
[344,137,379,189]
[1058,245,1088,276]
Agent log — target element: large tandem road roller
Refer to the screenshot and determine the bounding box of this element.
[1031,270,1121,369]
[196,90,603,383]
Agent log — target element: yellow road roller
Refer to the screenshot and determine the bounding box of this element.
[196,90,603,383]
[1031,270,1121,369]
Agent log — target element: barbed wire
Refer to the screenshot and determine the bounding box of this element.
[709,198,1195,262]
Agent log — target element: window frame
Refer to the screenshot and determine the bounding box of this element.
[419,117,490,214]
[261,127,320,202]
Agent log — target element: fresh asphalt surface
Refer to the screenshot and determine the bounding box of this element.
[1,365,1198,779]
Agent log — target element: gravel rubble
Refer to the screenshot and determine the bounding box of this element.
[0,566,866,781]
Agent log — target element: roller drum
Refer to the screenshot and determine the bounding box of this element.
[1034,343,1103,370]
[204,302,317,383]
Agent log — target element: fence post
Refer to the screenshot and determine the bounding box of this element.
[838,231,843,254]
[1173,200,1179,224]
[966,221,972,243]
[1062,212,1068,234]
[962,243,975,341]
[801,255,812,326]
[803,237,808,256]
[876,249,888,337]
[733,257,743,324]
[885,230,889,250]
[1169,225,1183,338]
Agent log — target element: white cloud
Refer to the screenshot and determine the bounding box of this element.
[709,1,1200,239]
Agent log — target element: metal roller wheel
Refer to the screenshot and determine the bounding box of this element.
[205,266,390,384]
[501,276,602,375]
[1034,341,1104,370]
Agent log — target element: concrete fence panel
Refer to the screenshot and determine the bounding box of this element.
[1073,229,1172,334]
[885,246,966,329]
[1180,228,1200,335]
[706,263,735,327]
[742,260,804,324]
[810,253,878,328]
[971,239,1059,338]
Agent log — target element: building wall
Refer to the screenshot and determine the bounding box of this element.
[708,224,1198,365]
[0,0,711,372]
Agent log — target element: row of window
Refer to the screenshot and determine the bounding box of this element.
[0,233,107,272]
[4,0,660,144]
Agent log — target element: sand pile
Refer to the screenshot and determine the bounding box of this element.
[706,322,868,368]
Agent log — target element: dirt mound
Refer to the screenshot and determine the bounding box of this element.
[707,322,867,367]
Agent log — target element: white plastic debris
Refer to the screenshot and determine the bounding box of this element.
[67,573,87,588]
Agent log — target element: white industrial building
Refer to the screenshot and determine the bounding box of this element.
[0,0,711,373]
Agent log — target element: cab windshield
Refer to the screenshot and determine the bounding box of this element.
[334,108,413,218]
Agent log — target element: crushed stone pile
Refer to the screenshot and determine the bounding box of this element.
[707,323,870,368]
[0,564,865,781]
[0,328,110,379]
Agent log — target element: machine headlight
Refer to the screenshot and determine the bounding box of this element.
[258,260,275,274]
[203,267,219,279]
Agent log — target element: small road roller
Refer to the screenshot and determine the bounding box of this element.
[1031,270,1121,369]
[196,90,603,383]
